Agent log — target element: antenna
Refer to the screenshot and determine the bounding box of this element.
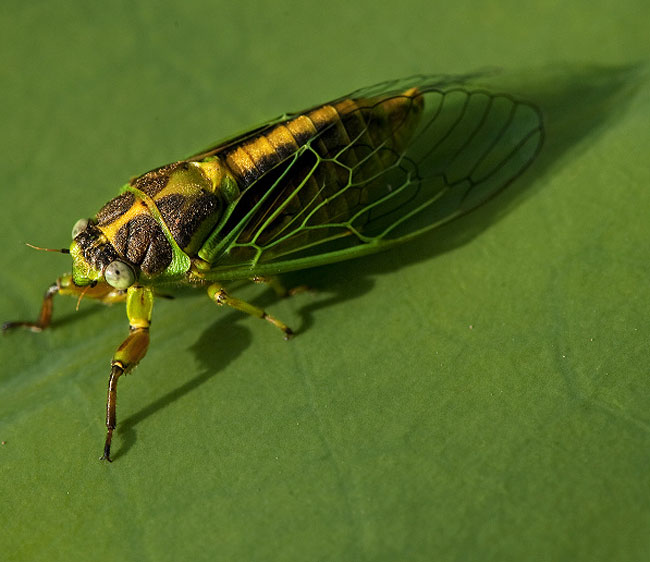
[25,243,70,254]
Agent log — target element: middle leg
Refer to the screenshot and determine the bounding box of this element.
[207,283,293,339]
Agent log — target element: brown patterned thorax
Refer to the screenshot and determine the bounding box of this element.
[93,161,223,275]
[95,194,173,275]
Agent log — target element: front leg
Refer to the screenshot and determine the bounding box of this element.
[2,273,125,333]
[2,283,59,332]
[101,285,153,462]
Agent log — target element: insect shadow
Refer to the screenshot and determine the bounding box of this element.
[115,63,643,459]
[289,63,646,333]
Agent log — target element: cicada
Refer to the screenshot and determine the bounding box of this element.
[3,75,544,461]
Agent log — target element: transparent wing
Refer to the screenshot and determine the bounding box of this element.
[200,74,544,280]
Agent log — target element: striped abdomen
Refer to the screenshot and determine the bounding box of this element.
[214,87,424,255]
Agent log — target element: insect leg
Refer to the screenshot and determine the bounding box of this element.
[101,285,153,462]
[207,283,293,339]
[2,283,59,332]
[2,274,126,333]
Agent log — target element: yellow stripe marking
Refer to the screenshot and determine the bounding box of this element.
[243,135,278,164]
[265,125,299,151]
[286,115,318,139]
[306,105,339,130]
[226,146,259,179]
[97,200,149,242]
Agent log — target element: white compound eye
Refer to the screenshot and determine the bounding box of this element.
[71,218,90,239]
[105,260,135,290]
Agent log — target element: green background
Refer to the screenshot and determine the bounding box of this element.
[1,2,648,561]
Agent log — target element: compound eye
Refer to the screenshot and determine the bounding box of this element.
[105,260,135,290]
[72,218,90,239]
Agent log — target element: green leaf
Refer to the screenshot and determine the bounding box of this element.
[1,3,649,562]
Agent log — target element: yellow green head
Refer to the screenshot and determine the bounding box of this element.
[70,218,137,290]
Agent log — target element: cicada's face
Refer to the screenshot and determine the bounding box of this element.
[69,218,136,290]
